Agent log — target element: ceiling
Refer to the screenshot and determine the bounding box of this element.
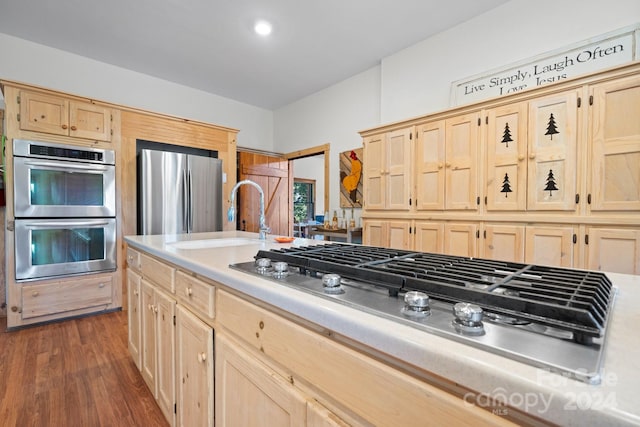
[0,0,510,109]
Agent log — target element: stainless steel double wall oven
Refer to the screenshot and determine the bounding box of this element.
[13,139,117,281]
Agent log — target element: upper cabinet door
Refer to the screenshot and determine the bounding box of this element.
[19,91,69,136]
[589,74,640,211]
[415,121,445,210]
[363,133,386,210]
[445,113,479,210]
[69,101,112,141]
[19,90,112,141]
[527,90,579,211]
[385,127,413,210]
[485,102,528,211]
[363,128,412,211]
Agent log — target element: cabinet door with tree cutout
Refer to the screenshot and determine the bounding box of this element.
[527,91,579,211]
[486,102,528,211]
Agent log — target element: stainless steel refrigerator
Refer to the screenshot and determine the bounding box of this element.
[138,148,223,235]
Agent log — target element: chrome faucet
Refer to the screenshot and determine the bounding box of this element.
[228,179,270,240]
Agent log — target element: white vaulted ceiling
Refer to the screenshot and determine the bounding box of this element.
[0,0,509,109]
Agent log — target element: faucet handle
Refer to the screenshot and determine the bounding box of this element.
[259,225,271,240]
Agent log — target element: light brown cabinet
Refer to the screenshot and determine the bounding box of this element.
[363,127,412,210]
[176,305,213,427]
[481,224,525,263]
[413,221,445,253]
[444,113,481,210]
[588,74,640,212]
[485,102,528,211]
[141,276,176,423]
[361,64,640,274]
[127,269,142,370]
[586,227,640,274]
[19,90,112,141]
[215,333,306,427]
[415,113,480,211]
[415,121,445,210]
[526,90,579,211]
[362,219,411,250]
[20,275,113,319]
[444,222,478,257]
[525,225,576,268]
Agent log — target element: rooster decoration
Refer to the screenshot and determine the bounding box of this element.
[341,150,362,205]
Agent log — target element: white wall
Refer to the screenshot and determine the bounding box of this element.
[275,0,640,211]
[0,33,274,150]
[274,66,380,219]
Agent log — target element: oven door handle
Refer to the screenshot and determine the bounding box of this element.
[23,160,111,172]
[20,220,111,228]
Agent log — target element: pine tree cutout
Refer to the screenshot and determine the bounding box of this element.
[500,173,512,197]
[545,113,559,140]
[501,122,513,148]
[544,169,559,196]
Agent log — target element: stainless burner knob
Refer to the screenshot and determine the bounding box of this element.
[255,258,272,268]
[404,291,430,310]
[273,261,288,273]
[452,302,485,336]
[402,291,430,317]
[322,273,344,294]
[453,302,483,324]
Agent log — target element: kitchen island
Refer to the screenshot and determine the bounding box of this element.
[125,231,640,427]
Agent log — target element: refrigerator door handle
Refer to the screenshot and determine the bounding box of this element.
[187,169,193,232]
[183,168,189,232]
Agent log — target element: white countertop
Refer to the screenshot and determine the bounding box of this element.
[125,231,640,426]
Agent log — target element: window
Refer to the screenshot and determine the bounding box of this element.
[293,179,315,223]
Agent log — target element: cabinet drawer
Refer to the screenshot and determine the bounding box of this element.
[126,247,141,271]
[141,253,175,293]
[175,270,215,321]
[22,276,113,319]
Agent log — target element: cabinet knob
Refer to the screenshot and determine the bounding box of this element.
[133,290,139,296]
[32,291,40,297]
[445,162,451,168]
[154,306,158,313]
[61,124,68,130]
[70,125,77,131]
[98,283,105,288]
[529,153,536,160]
[197,352,207,363]
[147,304,152,311]
[518,155,525,161]
[438,163,444,169]
[185,287,193,297]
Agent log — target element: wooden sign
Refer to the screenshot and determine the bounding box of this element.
[451,25,639,106]
[340,148,363,207]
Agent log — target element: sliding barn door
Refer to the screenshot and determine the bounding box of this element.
[238,152,291,237]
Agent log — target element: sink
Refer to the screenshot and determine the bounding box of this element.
[168,238,259,249]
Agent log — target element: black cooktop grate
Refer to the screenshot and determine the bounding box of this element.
[255,243,615,340]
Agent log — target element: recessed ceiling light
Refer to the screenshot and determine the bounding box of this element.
[254,20,272,36]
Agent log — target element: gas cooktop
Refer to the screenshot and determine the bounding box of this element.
[230,243,617,384]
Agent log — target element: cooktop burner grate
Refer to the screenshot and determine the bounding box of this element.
[255,243,615,342]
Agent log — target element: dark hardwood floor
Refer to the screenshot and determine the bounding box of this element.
[0,311,168,427]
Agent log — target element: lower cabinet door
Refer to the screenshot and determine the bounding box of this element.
[156,289,176,426]
[141,279,157,394]
[525,225,575,268]
[176,305,213,427]
[587,227,640,274]
[215,333,307,427]
[127,270,142,370]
